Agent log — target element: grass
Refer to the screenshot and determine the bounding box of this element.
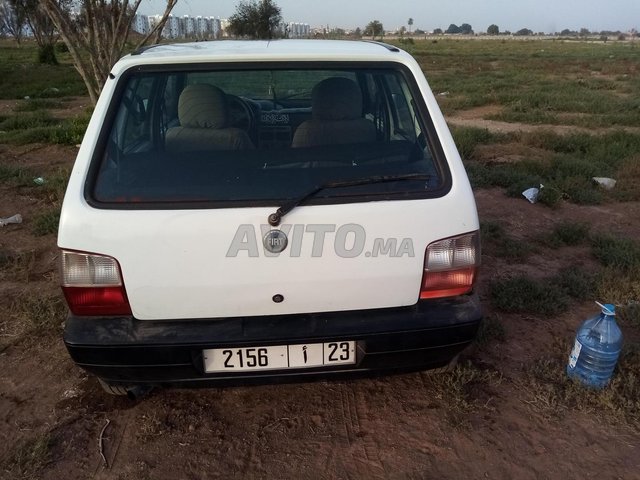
[596,267,640,305]
[410,39,640,128]
[422,39,640,206]
[490,275,569,314]
[423,361,502,428]
[475,314,507,347]
[480,221,533,260]
[450,126,498,160]
[0,113,89,145]
[0,42,88,146]
[610,156,640,202]
[0,164,33,185]
[521,340,640,429]
[618,303,640,328]
[0,249,37,283]
[1,433,53,479]
[32,209,61,237]
[464,130,640,205]
[552,267,598,300]
[589,234,640,304]
[543,221,590,247]
[590,234,640,272]
[0,41,86,99]
[0,163,70,204]
[0,111,59,130]
[483,217,640,315]
[10,293,66,334]
[14,98,64,112]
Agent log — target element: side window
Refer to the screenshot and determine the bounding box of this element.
[385,73,421,142]
[163,74,180,129]
[112,75,156,153]
[363,73,388,140]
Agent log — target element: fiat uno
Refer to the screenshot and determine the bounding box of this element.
[58,40,482,397]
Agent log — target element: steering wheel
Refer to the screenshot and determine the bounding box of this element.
[226,95,255,133]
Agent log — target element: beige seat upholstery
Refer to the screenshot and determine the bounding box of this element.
[292,77,376,148]
[165,84,254,153]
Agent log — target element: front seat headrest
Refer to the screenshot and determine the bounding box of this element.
[312,77,363,121]
[178,84,228,129]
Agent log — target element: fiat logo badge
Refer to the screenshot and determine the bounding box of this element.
[263,229,288,254]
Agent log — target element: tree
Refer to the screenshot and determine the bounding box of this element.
[13,0,71,64]
[353,27,362,38]
[398,26,406,37]
[328,27,345,39]
[515,28,533,36]
[364,20,384,39]
[228,0,282,40]
[487,24,499,35]
[445,24,460,34]
[0,0,26,44]
[579,27,590,37]
[41,0,178,105]
[460,23,473,35]
[432,28,443,35]
[407,17,413,34]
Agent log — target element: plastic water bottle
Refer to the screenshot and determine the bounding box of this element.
[567,302,622,389]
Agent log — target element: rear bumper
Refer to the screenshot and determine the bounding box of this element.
[63,295,482,387]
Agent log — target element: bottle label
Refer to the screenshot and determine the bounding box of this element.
[568,339,582,368]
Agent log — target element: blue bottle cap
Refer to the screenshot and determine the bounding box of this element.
[596,302,615,315]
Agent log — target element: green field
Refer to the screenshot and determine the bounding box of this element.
[408,38,640,127]
[1,37,639,478]
[392,39,640,207]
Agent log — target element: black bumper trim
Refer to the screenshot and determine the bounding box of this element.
[63,295,482,386]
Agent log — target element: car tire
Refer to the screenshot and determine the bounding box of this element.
[98,378,129,396]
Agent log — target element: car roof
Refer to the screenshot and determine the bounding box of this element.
[112,39,412,75]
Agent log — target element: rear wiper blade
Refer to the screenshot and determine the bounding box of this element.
[267,173,432,226]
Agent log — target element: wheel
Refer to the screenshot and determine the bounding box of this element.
[98,378,129,396]
[226,95,255,133]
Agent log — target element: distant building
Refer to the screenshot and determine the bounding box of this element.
[141,12,306,41]
[288,22,310,39]
[132,14,149,35]
[196,16,208,39]
[183,15,196,38]
[211,18,222,39]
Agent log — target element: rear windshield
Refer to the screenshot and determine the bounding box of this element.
[90,64,447,206]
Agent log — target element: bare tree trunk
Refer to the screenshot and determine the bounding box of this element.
[41,0,178,106]
[2,0,26,45]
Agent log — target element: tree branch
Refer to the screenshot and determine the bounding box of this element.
[137,0,177,49]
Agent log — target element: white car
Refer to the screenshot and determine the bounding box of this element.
[58,40,481,397]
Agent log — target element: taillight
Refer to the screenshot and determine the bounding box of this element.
[60,250,132,316]
[420,232,480,300]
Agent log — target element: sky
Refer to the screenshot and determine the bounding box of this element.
[139,0,639,33]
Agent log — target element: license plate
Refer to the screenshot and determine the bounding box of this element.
[203,341,356,373]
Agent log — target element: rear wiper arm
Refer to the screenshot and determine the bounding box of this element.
[267,173,432,226]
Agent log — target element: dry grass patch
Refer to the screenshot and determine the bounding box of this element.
[0,249,38,283]
[423,361,502,428]
[521,339,640,430]
[10,291,66,335]
[1,433,53,480]
[611,155,640,202]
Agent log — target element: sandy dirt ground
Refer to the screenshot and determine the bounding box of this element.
[1,122,639,479]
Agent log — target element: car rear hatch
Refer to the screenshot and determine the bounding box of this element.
[58,55,479,321]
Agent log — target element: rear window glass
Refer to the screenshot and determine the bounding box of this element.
[91,65,445,206]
